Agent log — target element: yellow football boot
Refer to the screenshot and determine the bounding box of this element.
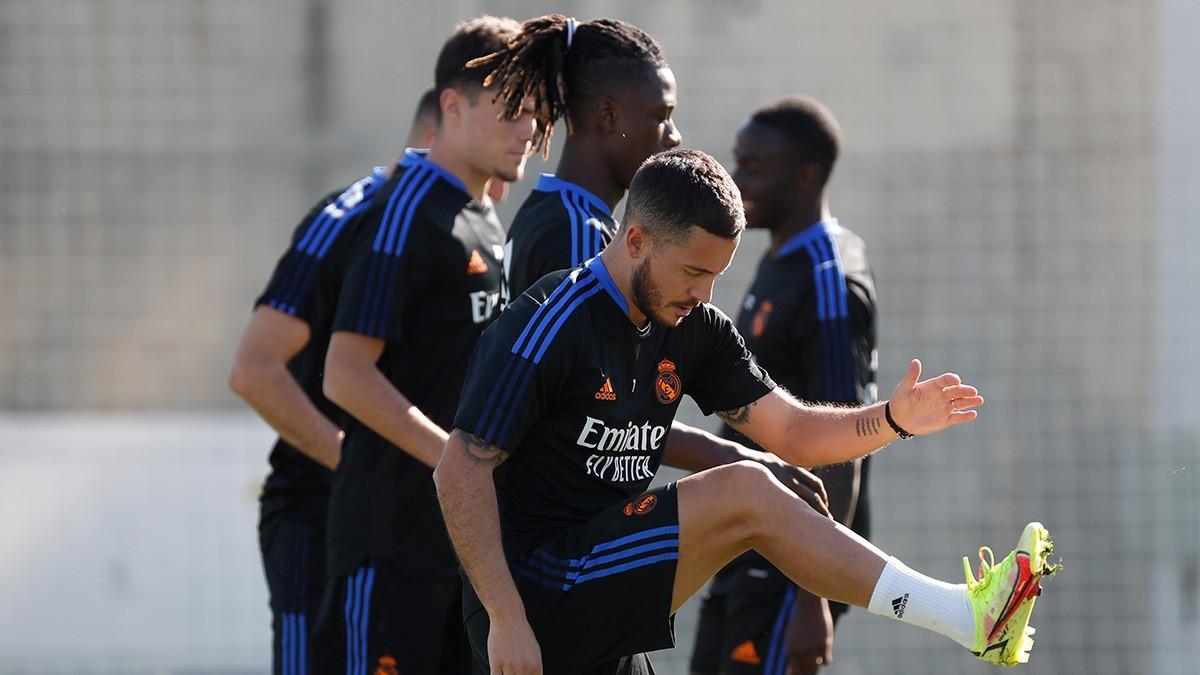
[966,522,1061,666]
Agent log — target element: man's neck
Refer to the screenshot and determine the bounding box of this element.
[769,198,830,255]
[598,248,647,327]
[555,141,625,211]
[426,141,488,201]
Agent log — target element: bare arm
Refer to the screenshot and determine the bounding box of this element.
[229,306,341,470]
[434,430,541,673]
[813,460,861,528]
[663,421,831,518]
[718,359,983,468]
[660,420,745,472]
[324,331,447,468]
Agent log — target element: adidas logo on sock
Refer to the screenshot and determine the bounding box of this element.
[892,593,909,618]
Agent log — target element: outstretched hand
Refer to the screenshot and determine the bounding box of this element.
[887,359,983,436]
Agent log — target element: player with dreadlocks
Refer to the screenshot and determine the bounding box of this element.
[473,14,681,300]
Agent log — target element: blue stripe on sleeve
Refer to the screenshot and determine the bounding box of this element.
[560,189,581,266]
[518,275,598,360]
[363,171,435,335]
[474,354,527,439]
[473,272,584,440]
[491,360,538,444]
[533,284,602,363]
[574,193,593,262]
[474,269,602,446]
[480,357,534,442]
[510,272,579,354]
[266,172,386,314]
[355,168,435,336]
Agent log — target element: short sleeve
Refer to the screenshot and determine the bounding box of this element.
[786,268,876,404]
[254,192,340,322]
[687,305,776,415]
[453,297,571,452]
[331,204,427,342]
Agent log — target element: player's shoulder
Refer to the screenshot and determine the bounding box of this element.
[287,188,343,239]
[679,302,737,338]
[358,162,474,251]
[503,268,584,322]
[286,165,390,250]
[487,269,587,356]
[826,220,873,275]
[509,190,570,239]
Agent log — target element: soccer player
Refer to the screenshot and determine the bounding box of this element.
[229,164,398,675]
[436,149,1057,674]
[478,15,681,300]
[689,96,876,675]
[478,15,832,575]
[478,14,835,603]
[314,16,533,675]
[227,82,481,674]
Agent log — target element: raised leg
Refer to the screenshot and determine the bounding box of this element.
[671,460,887,613]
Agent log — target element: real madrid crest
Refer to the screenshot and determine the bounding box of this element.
[655,358,681,404]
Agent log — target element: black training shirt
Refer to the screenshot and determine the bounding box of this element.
[454,256,775,558]
[253,167,390,522]
[328,149,505,577]
[504,174,617,302]
[732,218,877,409]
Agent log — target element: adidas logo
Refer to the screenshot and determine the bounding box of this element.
[466,249,489,275]
[892,593,909,618]
[594,377,617,401]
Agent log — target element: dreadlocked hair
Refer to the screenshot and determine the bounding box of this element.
[468,15,668,157]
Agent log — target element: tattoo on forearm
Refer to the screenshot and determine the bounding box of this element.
[455,431,510,467]
[856,416,882,437]
[716,401,757,426]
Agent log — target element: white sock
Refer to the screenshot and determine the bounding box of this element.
[867,556,976,649]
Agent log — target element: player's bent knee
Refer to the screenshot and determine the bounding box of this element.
[710,459,774,488]
[715,460,781,516]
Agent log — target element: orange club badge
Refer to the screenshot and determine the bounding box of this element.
[655,359,681,404]
[623,493,658,516]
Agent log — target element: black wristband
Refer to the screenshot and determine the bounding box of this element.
[885,400,914,439]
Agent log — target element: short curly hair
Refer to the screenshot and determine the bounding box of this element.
[624,149,745,245]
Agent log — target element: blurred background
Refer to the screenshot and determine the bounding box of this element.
[1,0,1198,673]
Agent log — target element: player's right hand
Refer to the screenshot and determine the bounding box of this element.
[785,593,834,674]
[489,614,542,675]
[757,455,832,519]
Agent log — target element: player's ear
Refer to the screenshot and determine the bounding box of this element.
[793,160,824,194]
[439,87,464,127]
[625,223,650,260]
[596,95,618,135]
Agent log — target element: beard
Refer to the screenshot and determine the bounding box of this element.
[631,257,672,328]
